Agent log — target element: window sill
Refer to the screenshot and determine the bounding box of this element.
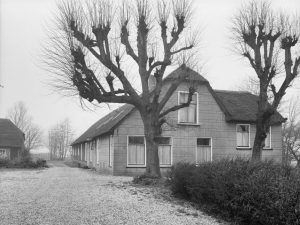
[236,147,252,150]
[263,148,273,151]
[160,165,172,168]
[177,123,201,126]
[126,165,172,168]
[126,165,146,168]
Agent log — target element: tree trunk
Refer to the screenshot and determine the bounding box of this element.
[141,112,161,177]
[252,117,266,161]
[252,84,269,161]
[296,160,300,168]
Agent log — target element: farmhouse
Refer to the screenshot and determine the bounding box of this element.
[71,67,285,176]
[0,118,25,160]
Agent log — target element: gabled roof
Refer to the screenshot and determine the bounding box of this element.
[163,66,208,83]
[0,119,25,148]
[72,104,134,145]
[214,90,285,124]
[71,67,285,145]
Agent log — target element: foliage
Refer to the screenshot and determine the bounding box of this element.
[133,173,163,186]
[169,159,300,225]
[0,155,48,168]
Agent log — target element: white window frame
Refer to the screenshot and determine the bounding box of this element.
[177,91,199,125]
[109,135,113,167]
[195,137,213,164]
[0,148,9,159]
[96,138,100,164]
[236,124,251,148]
[157,137,173,167]
[84,144,86,161]
[264,126,272,149]
[127,135,146,167]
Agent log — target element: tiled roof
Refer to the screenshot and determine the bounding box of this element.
[71,67,285,145]
[71,104,134,145]
[214,90,285,124]
[0,119,25,147]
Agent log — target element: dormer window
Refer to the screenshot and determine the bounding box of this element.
[178,92,198,124]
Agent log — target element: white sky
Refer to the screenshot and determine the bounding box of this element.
[0,0,299,141]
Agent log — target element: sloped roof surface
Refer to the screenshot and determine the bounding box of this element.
[0,119,25,147]
[72,104,134,145]
[72,67,285,145]
[163,66,208,83]
[214,90,285,124]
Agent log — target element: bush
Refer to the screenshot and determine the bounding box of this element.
[169,159,300,225]
[133,173,162,185]
[0,155,48,168]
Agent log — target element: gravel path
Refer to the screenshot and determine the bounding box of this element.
[0,161,225,225]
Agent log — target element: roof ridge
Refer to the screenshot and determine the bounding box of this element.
[214,89,254,95]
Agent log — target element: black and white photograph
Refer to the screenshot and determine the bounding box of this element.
[0,0,299,224]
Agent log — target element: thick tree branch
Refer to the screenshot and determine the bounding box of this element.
[171,45,193,55]
[120,22,139,63]
[159,86,195,118]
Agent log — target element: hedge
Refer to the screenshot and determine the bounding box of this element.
[169,159,300,225]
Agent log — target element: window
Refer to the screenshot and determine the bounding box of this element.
[196,138,211,163]
[0,149,8,159]
[128,136,145,166]
[264,127,271,149]
[109,135,113,167]
[236,124,250,148]
[178,92,198,124]
[156,137,172,166]
[96,139,100,164]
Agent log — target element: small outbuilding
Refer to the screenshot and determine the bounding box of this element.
[0,119,25,160]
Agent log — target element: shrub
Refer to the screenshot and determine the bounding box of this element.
[169,159,300,225]
[133,173,162,185]
[0,155,48,168]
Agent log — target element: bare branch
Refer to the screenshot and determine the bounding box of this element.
[160,86,195,118]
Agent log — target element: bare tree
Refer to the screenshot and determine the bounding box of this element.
[232,1,300,160]
[237,75,260,95]
[43,0,200,176]
[48,119,74,160]
[7,102,43,153]
[282,98,300,166]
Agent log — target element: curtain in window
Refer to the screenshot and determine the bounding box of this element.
[179,93,197,123]
[196,146,211,163]
[265,129,271,148]
[196,138,211,163]
[128,144,145,165]
[158,145,171,165]
[0,149,9,159]
[237,125,249,147]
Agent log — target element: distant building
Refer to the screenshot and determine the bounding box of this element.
[0,119,25,160]
[71,67,285,176]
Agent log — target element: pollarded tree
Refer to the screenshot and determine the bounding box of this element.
[43,0,200,177]
[232,1,300,160]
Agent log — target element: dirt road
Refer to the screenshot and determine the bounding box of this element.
[0,161,223,225]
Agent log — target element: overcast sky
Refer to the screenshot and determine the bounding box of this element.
[0,0,299,142]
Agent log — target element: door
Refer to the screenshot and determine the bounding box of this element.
[196,138,212,164]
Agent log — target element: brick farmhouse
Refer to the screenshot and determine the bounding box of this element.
[71,67,285,176]
[0,118,25,160]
